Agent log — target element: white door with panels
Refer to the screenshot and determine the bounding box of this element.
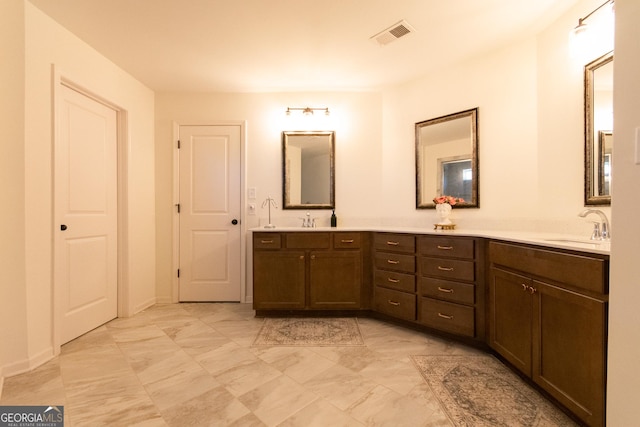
[55,84,118,344]
[178,125,241,301]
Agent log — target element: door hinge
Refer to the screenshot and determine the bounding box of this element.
[177,140,181,149]
[175,203,180,213]
[177,268,180,278]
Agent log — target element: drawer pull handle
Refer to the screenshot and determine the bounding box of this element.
[387,300,400,306]
[341,239,355,243]
[438,313,454,320]
[386,241,400,246]
[437,287,454,293]
[387,277,400,283]
[260,239,274,244]
[437,245,454,250]
[387,259,400,265]
[437,266,454,271]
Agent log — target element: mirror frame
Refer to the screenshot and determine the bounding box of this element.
[282,130,335,210]
[415,108,479,209]
[584,50,613,206]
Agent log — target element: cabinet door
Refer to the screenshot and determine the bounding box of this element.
[489,267,533,375]
[533,280,607,427]
[309,251,362,309]
[253,251,305,309]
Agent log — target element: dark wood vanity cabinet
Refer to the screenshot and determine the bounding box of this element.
[417,236,484,339]
[489,241,608,427]
[373,233,417,321]
[253,232,363,311]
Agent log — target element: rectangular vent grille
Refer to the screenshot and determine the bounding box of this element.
[371,20,415,46]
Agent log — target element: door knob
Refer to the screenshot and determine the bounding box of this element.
[60,224,68,231]
[231,219,238,225]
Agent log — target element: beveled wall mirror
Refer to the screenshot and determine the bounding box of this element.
[282,131,335,209]
[416,108,479,208]
[585,51,613,205]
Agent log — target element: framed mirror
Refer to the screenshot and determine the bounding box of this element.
[282,131,335,209]
[416,108,479,208]
[585,51,613,205]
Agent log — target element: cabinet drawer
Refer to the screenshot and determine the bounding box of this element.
[375,269,415,293]
[420,277,475,305]
[374,233,415,253]
[420,297,475,337]
[420,257,475,281]
[489,241,608,294]
[374,287,416,321]
[285,233,330,249]
[333,232,361,249]
[418,236,474,259]
[375,252,415,274]
[253,233,282,249]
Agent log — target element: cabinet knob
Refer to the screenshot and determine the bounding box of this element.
[529,286,537,295]
[521,283,528,291]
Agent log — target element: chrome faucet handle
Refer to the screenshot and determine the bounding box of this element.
[601,222,610,240]
[590,222,601,240]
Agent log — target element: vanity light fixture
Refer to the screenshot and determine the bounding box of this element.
[286,107,330,116]
[570,0,614,43]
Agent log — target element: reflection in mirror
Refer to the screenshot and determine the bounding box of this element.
[585,51,613,205]
[282,131,335,209]
[416,108,479,208]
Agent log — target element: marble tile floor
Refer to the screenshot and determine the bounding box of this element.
[0,303,553,426]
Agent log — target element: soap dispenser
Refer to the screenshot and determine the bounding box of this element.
[330,209,337,227]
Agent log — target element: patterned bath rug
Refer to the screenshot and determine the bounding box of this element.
[411,355,577,427]
[252,317,364,346]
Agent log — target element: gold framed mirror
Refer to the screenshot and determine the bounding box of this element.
[415,108,479,208]
[585,51,613,206]
[282,131,335,209]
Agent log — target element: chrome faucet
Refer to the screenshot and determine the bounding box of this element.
[578,209,610,240]
[300,212,316,228]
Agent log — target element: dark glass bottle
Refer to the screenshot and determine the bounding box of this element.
[330,210,337,227]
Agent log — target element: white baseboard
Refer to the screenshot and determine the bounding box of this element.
[1,346,54,379]
[133,296,156,314]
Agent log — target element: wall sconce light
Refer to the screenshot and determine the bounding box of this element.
[570,0,614,54]
[286,107,330,116]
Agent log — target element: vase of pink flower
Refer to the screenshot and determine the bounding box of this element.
[433,196,464,225]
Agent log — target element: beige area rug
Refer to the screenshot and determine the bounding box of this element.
[252,318,364,346]
[411,355,577,427]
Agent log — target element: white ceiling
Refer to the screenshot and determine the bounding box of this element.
[28,0,579,93]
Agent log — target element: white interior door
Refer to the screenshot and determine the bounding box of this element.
[179,125,241,301]
[55,84,118,344]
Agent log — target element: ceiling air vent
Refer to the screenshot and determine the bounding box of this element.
[370,20,415,46]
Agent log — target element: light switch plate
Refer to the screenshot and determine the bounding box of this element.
[248,187,257,199]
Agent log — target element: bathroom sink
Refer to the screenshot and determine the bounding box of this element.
[543,238,604,246]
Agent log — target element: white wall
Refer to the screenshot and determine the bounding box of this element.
[154,92,382,301]
[0,3,157,378]
[607,0,640,423]
[0,0,28,382]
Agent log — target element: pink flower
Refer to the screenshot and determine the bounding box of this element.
[433,195,465,206]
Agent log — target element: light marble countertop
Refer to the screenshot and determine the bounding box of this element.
[249,226,611,256]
